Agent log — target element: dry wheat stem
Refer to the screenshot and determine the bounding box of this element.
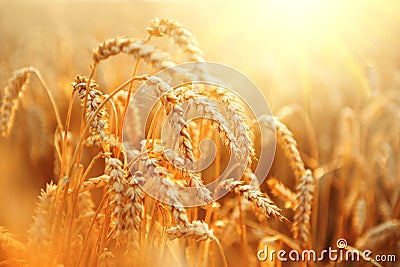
[32,68,64,136]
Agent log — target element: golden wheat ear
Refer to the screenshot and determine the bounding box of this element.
[219,178,286,221]
[267,177,296,210]
[0,67,35,137]
[147,17,205,62]
[0,226,26,259]
[72,75,110,146]
[92,37,176,71]
[1,67,63,138]
[259,115,316,247]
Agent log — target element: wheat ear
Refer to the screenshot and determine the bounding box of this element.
[166,220,216,241]
[149,145,212,204]
[92,37,175,70]
[259,115,315,246]
[292,169,315,246]
[219,178,285,221]
[267,177,296,210]
[147,17,204,62]
[72,76,110,146]
[142,157,189,227]
[116,171,145,249]
[162,86,251,163]
[355,220,400,251]
[0,226,26,256]
[0,67,35,137]
[27,182,58,244]
[209,85,255,162]
[98,247,117,267]
[105,156,127,236]
[352,196,367,235]
[259,115,306,179]
[80,175,110,192]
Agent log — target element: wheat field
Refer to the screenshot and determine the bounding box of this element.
[1,1,400,267]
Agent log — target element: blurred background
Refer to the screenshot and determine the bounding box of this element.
[1,0,400,249]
